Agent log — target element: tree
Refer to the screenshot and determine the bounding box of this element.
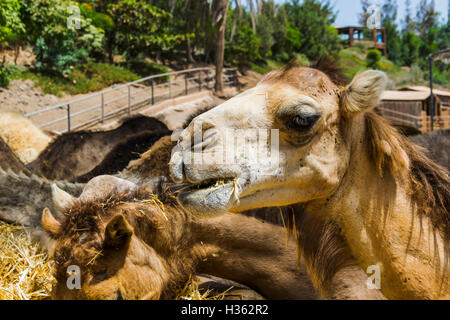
[401,31,420,66]
[416,0,439,59]
[285,0,341,61]
[403,0,416,32]
[213,0,230,93]
[256,0,286,59]
[359,0,372,26]
[382,0,402,64]
[0,0,25,64]
[107,0,183,62]
[225,23,260,66]
[25,0,104,76]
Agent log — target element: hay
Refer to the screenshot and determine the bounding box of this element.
[175,275,234,300]
[0,222,231,300]
[0,222,55,300]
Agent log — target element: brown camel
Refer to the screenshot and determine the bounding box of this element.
[41,187,317,300]
[0,136,31,175]
[28,115,170,181]
[41,176,384,300]
[168,61,450,299]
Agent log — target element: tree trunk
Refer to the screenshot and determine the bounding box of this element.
[229,0,242,43]
[185,0,195,64]
[248,0,256,33]
[213,0,230,94]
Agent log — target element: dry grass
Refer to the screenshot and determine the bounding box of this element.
[0,221,54,300]
[176,275,234,300]
[0,221,232,300]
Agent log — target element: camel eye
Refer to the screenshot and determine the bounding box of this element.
[291,115,319,130]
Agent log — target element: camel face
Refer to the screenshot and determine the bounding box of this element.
[169,66,387,217]
[43,199,187,300]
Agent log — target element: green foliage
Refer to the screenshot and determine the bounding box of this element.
[0,60,11,87]
[107,0,183,61]
[15,62,139,96]
[25,0,104,76]
[225,23,260,67]
[401,32,420,66]
[79,3,114,33]
[249,59,284,75]
[0,0,25,46]
[366,49,382,69]
[284,0,342,61]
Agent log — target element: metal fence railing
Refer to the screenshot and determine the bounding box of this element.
[25,67,237,133]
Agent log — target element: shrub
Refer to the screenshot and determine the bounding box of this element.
[121,61,169,79]
[0,62,10,88]
[26,0,104,77]
[366,49,382,69]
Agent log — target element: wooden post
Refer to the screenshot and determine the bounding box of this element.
[421,110,428,133]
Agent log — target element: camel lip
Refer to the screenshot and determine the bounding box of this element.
[175,180,239,218]
[183,177,237,192]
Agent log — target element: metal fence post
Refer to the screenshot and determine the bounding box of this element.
[198,71,202,91]
[128,85,131,115]
[151,79,155,105]
[101,93,104,123]
[67,104,71,132]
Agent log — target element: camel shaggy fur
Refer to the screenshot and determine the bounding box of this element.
[0,136,31,175]
[41,187,318,300]
[0,111,52,163]
[168,62,450,299]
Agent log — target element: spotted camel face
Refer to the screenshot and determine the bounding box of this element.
[169,65,387,217]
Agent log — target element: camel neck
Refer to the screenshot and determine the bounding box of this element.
[188,213,318,299]
[310,117,449,299]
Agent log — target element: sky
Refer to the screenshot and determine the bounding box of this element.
[274,0,449,28]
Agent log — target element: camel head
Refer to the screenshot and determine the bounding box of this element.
[169,62,388,217]
[42,177,193,300]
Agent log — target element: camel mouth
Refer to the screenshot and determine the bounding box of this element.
[175,178,239,218]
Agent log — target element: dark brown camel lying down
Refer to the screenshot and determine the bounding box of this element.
[27,115,171,181]
[40,175,384,300]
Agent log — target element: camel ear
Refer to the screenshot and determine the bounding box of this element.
[42,207,61,236]
[51,183,76,216]
[104,214,133,249]
[340,70,387,117]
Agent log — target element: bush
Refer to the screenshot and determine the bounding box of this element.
[225,23,260,67]
[366,49,381,69]
[0,62,10,88]
[26,0,104,77]
[121,60,169,80]
[16,62,139,96]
